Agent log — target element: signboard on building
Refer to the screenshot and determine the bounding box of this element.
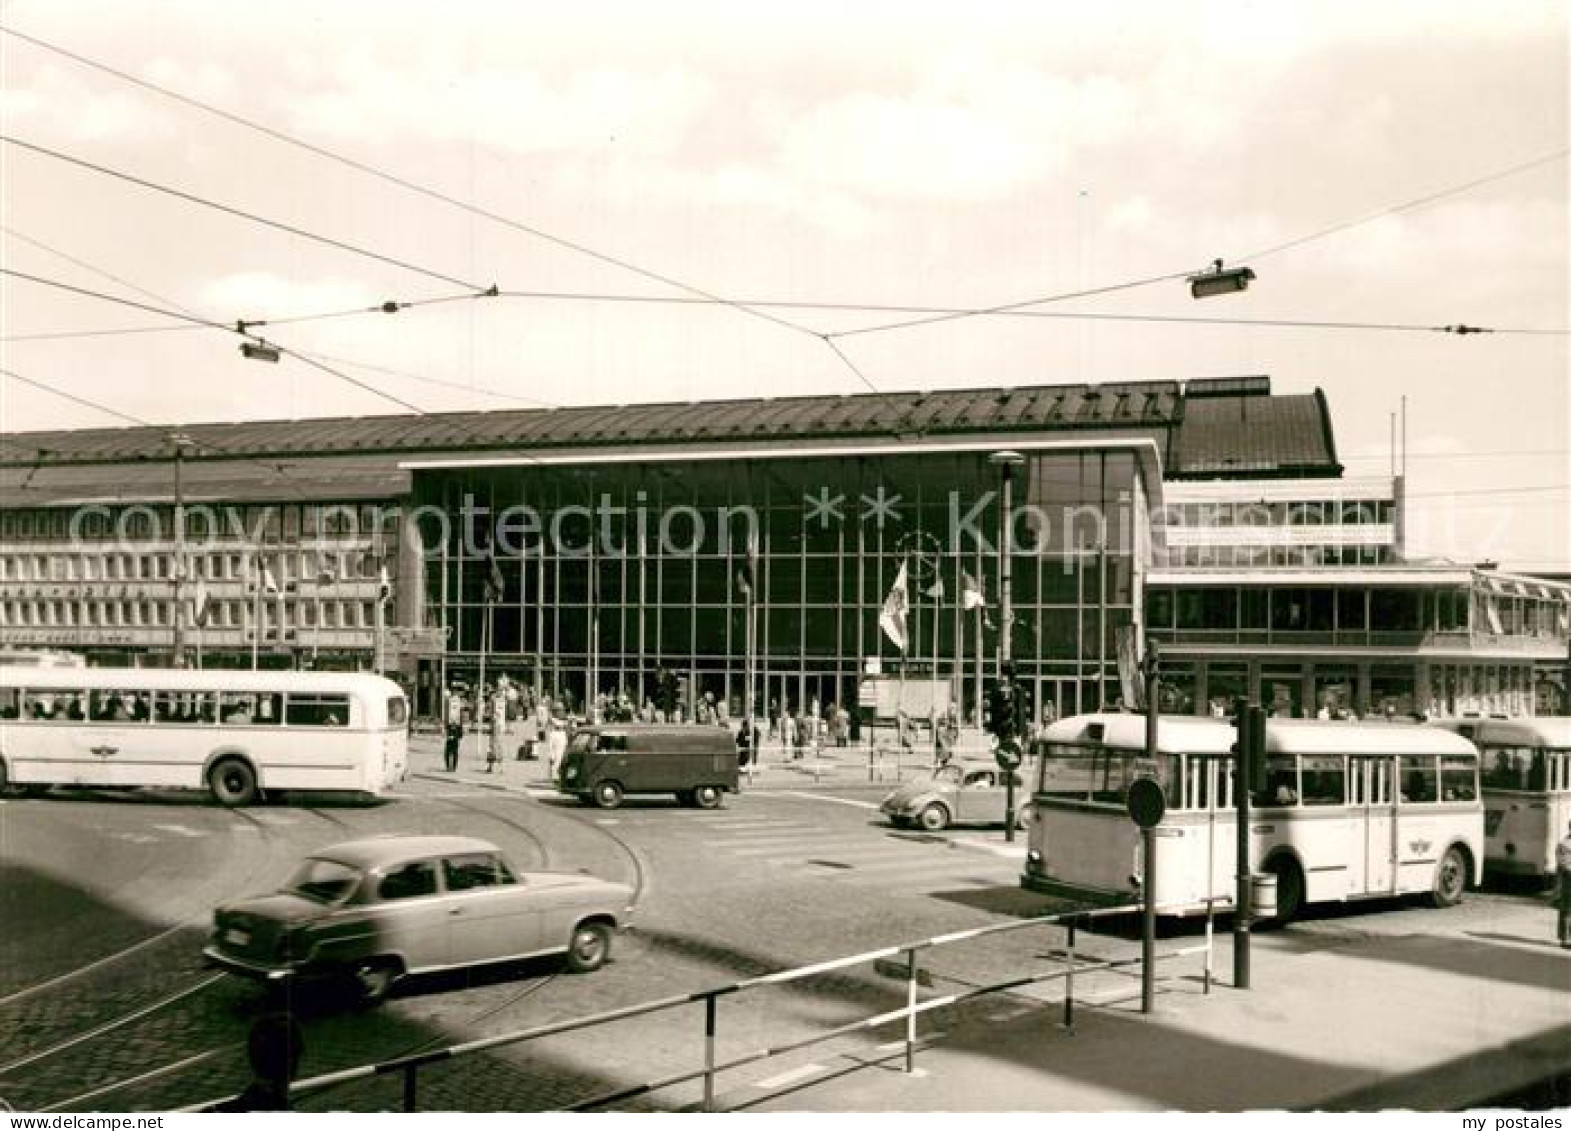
[380,627,449,659]
[859,676,952,719]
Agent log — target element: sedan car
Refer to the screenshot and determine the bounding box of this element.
[880,758,1034,831]
[203,835,635,1004]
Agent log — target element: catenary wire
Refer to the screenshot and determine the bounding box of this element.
[0,135,492,295]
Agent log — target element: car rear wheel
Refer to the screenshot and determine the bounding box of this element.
[565,922,611,973]
[917,803,950,832]
[692,785,723,809]
[208,758,259,807]
[352,958,400,1007]
[593,781,624,809]
[1430,846,1467,908]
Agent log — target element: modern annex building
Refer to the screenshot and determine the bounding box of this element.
[2,375,1566,722]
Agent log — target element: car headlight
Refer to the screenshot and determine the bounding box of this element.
[563,766,578,781]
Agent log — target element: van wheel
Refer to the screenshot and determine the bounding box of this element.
[693,785,723,810]
[565,922,611,973]
[1430,846,1467,908]
[593,781,624,809]
[917,803,950,832]
[208,758,259,807]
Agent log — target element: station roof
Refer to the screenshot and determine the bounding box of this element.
[0,376,1341,507]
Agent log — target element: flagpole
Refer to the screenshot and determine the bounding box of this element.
[250,551,260,670]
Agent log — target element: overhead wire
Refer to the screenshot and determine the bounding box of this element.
[0,26,879,393]
[0,135,493,294]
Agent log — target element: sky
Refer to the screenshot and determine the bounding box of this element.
[1,0,1566,570]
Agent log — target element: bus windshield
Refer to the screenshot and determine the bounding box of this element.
[1036,742,1167,804]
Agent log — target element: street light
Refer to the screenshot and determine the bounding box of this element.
[168,432,196,667]
[1187,259,1256,299]
[988,450,1026,841]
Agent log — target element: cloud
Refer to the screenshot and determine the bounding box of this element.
[0,62,180,145]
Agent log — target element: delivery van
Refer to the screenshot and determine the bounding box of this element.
[557,725,740,809]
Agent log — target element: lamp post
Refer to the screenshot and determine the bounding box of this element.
[168,432,195,667]
[989,450,1026,842]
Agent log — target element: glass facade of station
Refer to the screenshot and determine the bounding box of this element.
[416,445,1150,723]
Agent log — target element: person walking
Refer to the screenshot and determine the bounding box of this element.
[486,687,505,772]
[443,686,463,773]
[1557,818,1571,949]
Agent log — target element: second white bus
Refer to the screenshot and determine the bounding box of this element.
[0,668,409,806]
[1021,713,1483,921]
[1433,716,1571,880]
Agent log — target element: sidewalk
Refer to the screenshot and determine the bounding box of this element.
[406,729,937,794]
[735,902,1569,1112]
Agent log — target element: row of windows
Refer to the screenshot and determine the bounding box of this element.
[0,599,378,631]
[1157,544,1393,568]
[0,549,381,584]
[0,504,390,542]
[1479,747,1570,793]
[1039,748,1477,811]
[1147,587,1472,635]
[1159,500,1396,528]
[0,687,350,727]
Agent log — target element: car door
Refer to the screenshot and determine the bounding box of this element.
[953,768,1004,824]
[443,853,541,965]
[371,858,450,972]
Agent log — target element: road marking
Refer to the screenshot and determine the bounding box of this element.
[111,832,161,844]
[778,791,879,810]
[152,823,208,839]
[755,1063,826,1090]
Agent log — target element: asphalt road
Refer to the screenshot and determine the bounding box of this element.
[0,775,1552,1112]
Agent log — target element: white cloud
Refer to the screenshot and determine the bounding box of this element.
[0,63,179,145]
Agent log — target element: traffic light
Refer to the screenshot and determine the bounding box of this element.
[1230,698,1268,795]
[987,681,1018,744]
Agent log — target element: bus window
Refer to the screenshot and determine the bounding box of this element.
[1038,743,1096,800]
[31,691,86,721]
[1300,756,1345,806]
[286,694,350,727]
[1253,755,1298,807]
[387,696,408,727]
[91,690,144,722]
[154,691,216,725]
[0,687,18,719]
[1440,756,1477,802]
[220,692,282,725]
[1526,751,1548,792]
[1482,748,1528,790]
[1400,755,1438,803]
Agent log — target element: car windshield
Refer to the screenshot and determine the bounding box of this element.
[932,765,962,785]
[285,858,363,904]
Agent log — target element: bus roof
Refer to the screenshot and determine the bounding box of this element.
[1431,716,1571,747]
[0,667,406,696]
[1040,712,1479,757]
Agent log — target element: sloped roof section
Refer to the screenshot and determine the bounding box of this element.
[1,380,1183,468]
[1170,387,1340,479]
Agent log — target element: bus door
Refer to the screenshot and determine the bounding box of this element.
[1351,756,1397,894]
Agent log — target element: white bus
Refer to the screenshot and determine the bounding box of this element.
[1021,713,1483,922]
[0,668,409,806]
[1433,716,1571,880]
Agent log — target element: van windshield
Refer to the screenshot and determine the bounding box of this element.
[568,733,595,757]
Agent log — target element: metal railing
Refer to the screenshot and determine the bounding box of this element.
[189,897,1224,1113]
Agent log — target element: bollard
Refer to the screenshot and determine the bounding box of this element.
[703,994,718,1111]
[1203,898,1215,995]
[402,1064,419,1112]
[1062,919,1076,1031]
[905,947,919,1073]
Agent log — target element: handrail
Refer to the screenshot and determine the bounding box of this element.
[187,895,1228,1113]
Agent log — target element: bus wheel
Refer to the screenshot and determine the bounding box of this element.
[1266,858,1304,924]
[209,758,259,807]
[692,785,723,810]
[1430,846,1468,908]
[917,803,950,832]
[593,781,624,809]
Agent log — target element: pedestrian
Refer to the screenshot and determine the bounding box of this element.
[486,688,505,772]
[443,688,463,773]
[1557,818,1571,949]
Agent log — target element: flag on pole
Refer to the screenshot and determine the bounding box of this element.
[735,526,760,599]
[879,561,910,651]
[483,546,505,604]
[192,576,210,628]
[377,563,393,604]
[926,575,945,602]
[961,571,987,610]
[262,562,280,595]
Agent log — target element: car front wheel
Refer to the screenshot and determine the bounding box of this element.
[692,785,723,809]
[917,803,950,832]
[352,958,400,1007]
[565,922,612,973]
